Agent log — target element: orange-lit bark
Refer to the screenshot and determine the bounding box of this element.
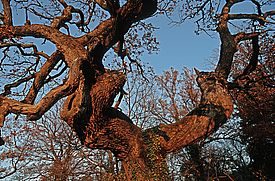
[0,0,271,179]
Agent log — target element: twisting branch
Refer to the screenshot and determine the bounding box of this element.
[0,24,88,66]
[0,41,49,59]
[0,57,84,128]
[1,74,35,97]
[24,51,64,104]
[60,70,126,142]
[95,0,120,16]
[51,5,85,31]
[238,35,260,78]
[56,0,86,30]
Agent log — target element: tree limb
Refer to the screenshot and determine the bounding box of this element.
[1,0,13,26]
[214,0,243,79]
[0,58,83,126]
[0,41,49,59]
[156,71,233,153]
[24,51,64,104]
[234,32,259,43]
[84,71,233,160]
[237,35,260,78]
[0,24,88,66]
[51,4,85,31]
[229,13,266,25]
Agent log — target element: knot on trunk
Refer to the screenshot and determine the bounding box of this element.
[61,70,126,142]
[195,70,233,120]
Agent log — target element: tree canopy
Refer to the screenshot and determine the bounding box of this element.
[0,0,274,180]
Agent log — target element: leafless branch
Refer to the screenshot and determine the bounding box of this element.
[229,14,266,25]
[1,74,35,96]
[0,41,49,59]
[234,32,259,42]
[24,51,64,104]
[1,0,13,26]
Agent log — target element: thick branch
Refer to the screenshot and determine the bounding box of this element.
[79,71,233,181]
[0,0,158,149]
[0,58,83,125]
[0,25,87,65]
[76,0,157,70]
[155,71,233,152]
[229,13,266,24]
[215,0,245,78]
[1,0,13,26]
[61,70,126,142]
[215,31,236,78]
[239,36,260,77]
[51,5,85,30]
[83,71,233,162]
[78,0,157,48]
[234,32,259,43]
[24,51,64,104]
[84,107,140,159]
[215,0,274,79]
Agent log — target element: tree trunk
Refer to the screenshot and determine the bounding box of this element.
[121,146,170,181]
[74,70,233,180]
[1,0,268,179]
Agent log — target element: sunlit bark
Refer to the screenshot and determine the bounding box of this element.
[0,0,273,179]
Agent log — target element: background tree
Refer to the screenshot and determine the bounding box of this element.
[231,33,275,180]
[1,104,125,180]
[0,0,274,180]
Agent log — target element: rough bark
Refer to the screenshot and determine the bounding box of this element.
[1,0,12,26]
[0,0,271,179]
[81,70,233,180]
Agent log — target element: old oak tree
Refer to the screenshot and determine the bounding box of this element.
[0,0,274,180]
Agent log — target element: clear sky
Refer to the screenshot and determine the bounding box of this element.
[143,16,220,73]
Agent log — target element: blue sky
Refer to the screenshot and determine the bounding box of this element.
[143,17,220,73]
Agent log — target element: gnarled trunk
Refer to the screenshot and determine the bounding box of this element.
[66,69,233,180]
[0,0,269,179]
